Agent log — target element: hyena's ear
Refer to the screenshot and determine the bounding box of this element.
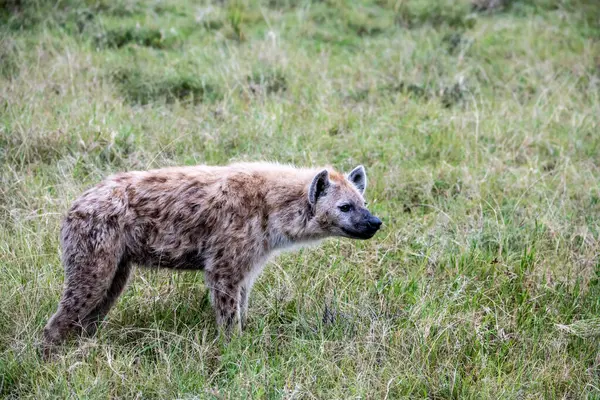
[347,165,367,195]
[309,169,330,205]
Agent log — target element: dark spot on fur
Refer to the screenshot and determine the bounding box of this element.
[145,176,168,185]
[107,215,119,228]
[149,208,161,219]
[86,293,91,299]
[92,273,97,279]
[215,248,224,262]
[183,182,203,197]
[72,210,87,220]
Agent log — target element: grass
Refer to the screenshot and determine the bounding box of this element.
[1,0,599,398]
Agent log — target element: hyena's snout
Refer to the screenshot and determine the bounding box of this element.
[366,213,382,232]
[360,208,382,238]
[343,208,382,240]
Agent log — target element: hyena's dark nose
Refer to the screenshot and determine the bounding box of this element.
[368,216,382,230]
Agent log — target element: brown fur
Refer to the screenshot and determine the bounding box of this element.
[43,162,380,354]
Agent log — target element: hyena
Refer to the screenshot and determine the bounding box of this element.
[43,162,381,353]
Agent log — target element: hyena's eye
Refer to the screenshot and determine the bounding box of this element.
[338,204,353,213]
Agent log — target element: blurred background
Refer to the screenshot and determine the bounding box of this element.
[1,0,599,398]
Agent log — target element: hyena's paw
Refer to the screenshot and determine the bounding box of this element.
[41,326,67,361]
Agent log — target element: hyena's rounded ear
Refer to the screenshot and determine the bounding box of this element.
[309,169,330,205]
[347,165,367,195]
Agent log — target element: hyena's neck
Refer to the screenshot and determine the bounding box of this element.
[265,185,325,251]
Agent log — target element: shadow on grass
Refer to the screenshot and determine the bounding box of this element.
[110,284,214,336]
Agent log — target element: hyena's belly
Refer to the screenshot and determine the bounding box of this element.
[133,248,207,270]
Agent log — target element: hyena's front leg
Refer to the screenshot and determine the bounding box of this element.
[205,269,243,337]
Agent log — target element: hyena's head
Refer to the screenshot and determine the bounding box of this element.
[308,165,382,240]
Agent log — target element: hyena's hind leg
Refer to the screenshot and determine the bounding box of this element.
[43,256,122,355]
[43,228,124,356]
[80,259,132,336]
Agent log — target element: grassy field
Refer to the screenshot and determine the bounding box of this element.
[1,0,599,398]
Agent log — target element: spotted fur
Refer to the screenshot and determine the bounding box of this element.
[43,162,381,354]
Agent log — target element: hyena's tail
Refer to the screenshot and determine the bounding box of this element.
[42,212,129,358]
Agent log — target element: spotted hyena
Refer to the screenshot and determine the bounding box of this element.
[43,162,382,353]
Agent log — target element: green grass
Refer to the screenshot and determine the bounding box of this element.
[1,0,600,398]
